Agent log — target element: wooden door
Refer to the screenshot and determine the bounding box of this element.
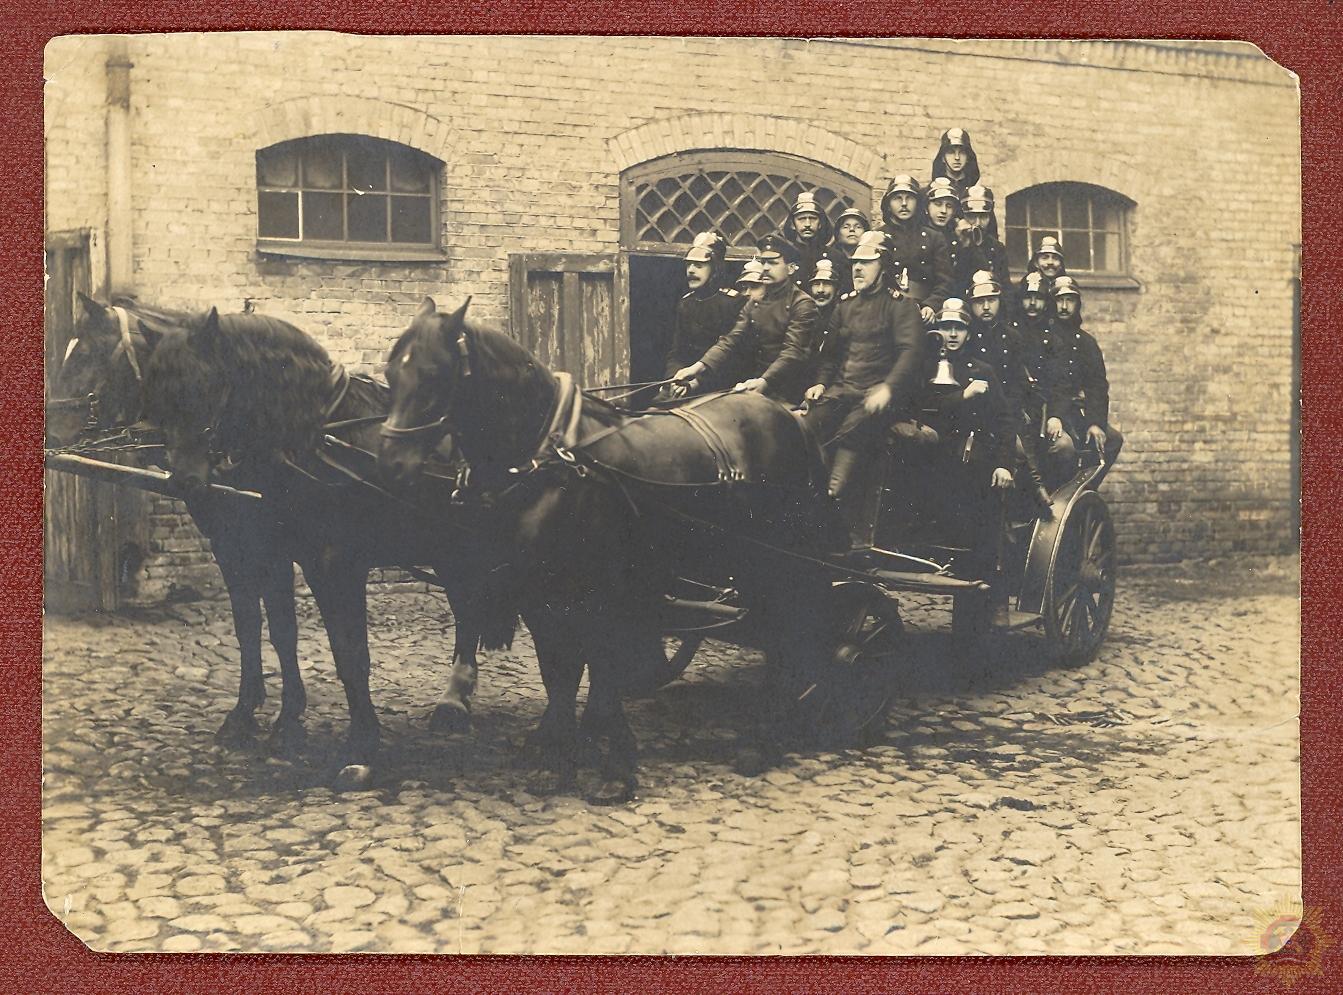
[508,252,628,386]
[44,230,146,613]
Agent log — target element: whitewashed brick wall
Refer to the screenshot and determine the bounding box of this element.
[44,35,1300,598]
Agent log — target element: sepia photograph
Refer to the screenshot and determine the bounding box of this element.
[41,33,1301,958]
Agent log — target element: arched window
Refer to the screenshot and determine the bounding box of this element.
[1005,182,1134,276]
[256,135,442,259]
[621,151,870,254]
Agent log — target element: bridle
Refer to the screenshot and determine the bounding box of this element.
[379,322,474,442]
[47,305,144,432]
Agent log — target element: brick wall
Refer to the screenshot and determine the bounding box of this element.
[44,35,1300,598]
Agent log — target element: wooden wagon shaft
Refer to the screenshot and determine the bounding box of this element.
[44,452,263,503]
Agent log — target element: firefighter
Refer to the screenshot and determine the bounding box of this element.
[662,232,745,386]
[958,185,1012,303]
[807,257,840,393]
[734,257,767,303]
[967,270,1052,511]
[917,298,1017,575]
[671,234,818,404]
[828,205,871,297]
[1017,235,1068,302]
[879,174,955,327]
[783,191,837,289]
[1048,276,1124,474]
[930,127,982,196]
[802,230,925,552]
[924,176,974,297]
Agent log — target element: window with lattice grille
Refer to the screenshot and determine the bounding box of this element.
[621,151,870,254]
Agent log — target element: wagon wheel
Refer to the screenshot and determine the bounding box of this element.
[800,581,904,740]
[1043,491,1116,665]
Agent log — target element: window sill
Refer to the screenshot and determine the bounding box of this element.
[1009,271,1142,292]
[257,240,447,264]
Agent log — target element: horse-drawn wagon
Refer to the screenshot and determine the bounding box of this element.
[45,293,1116,801]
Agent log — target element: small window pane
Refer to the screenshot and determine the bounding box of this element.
[1096,232,1122,272]
[1005,196,1026,228]
[1061,195,1090,231]
[348,193,388,242]
[1069,237,1093,271]
[303,147,343,190]
[1006,226,1028,269]
[258,191,299,238]
[391,196,432,243]
[389,150,431,193]
[1093,200,1122,233]
[257,147,297,188]
[347,145,386,193]
[303,191,344,240]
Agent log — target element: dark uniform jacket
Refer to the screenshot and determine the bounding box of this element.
[816,285,925,412]
[664,287,745,380]
[968,317,1027,414]
[918,352,1017,468]
[808,299,838,389]
[958,232,1012,300]
[700,279,818,403]
[1017,318,1110,438]
[877,215,956,315]
[827,244,857,297]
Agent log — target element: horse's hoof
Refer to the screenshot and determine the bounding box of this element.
[585,775,637,806]
[214,712,258,750]
[333,764,375,792]
[429,701,472,735]
[267,720,307,757]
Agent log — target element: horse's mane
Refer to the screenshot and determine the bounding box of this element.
[145,312,334,458]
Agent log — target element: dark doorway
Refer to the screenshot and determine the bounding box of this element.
[628,254,748,387]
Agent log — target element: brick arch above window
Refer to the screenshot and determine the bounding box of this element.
[256,96,455,166]
[609,113,888,189]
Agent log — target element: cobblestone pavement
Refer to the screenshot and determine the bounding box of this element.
[42,557,1300,955]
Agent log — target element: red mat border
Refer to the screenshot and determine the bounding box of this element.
[3,4,1335,991]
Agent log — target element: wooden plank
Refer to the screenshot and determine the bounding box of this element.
[525,272,563,371]
[579,273,612,385]
[508,253,528,343]
[614,251,631,383]
[516,252,615,274]
[560,271,581,376]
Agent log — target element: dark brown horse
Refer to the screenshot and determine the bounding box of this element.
[379,297,842,802]
[70,302,508,788]
[47,294,312,752]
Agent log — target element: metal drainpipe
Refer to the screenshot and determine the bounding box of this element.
[105,37,133,296]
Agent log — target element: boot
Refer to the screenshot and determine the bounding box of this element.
[828,447,875,554]
[1017,439,1054,518]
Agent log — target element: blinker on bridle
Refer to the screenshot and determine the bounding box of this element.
[48,305,144,430]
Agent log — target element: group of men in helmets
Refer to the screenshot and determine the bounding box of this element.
[663,128,1122,568]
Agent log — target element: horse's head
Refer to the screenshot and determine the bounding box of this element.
[378,296,472,488]
[45,292,161,446]
[141,306,235,485]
